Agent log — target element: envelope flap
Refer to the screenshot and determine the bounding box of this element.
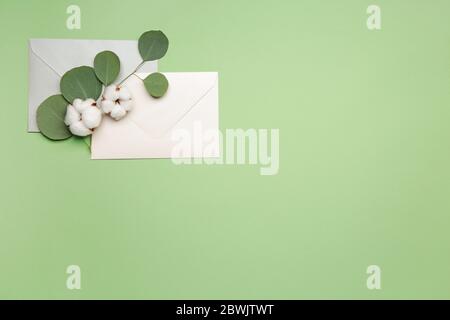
[126,72,218,137]
[29,39,157,79]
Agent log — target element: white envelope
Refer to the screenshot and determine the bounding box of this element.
[28,39,158,132]
[91,72,219,159]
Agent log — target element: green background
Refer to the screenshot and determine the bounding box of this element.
[0,0,449,299]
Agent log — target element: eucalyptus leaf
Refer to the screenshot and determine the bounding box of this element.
[60,66,102,103]
[36,95,72,141]
[138,30,169,61]
[94,51,120,86]
[143,72,169,98]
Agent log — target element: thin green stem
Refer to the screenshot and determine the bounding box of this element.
[118,61,145,86]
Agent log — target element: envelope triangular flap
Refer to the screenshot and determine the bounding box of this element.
[128,72,219,137]
[29,39,156,79]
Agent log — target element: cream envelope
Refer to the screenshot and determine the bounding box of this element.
[28,39,158,132]
[91,72,219,159]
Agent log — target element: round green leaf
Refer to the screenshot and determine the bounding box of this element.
[138,30,169,61]
[60,66,102,103]
[36,95,72,141]
[94,51,120,86]
[143,72,169,98]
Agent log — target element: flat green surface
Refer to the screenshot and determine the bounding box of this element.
[1,0,450,299]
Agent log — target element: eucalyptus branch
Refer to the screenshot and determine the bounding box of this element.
[118,61,145,86]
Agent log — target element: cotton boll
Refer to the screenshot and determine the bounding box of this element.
[118,86,131,101]
[81,98,96,110]
[110,104,126,120]
[119,99,133,112]
[103,85,120,101]
[64,105,80,126]
[65,98,102,135]
[82,106,102,129]
[72,99,84,112]
[101,85,132,120]
[69,121,92,137]
[75,99,95,113]
[99,99,115,114]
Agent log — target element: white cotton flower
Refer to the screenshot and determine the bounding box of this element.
[100,99,115,114]
[120,99,133,112]
[73,98,95,113]
[118,86,131,100]
[72,99,84,112]
[69,121,93,137]
[64,99,103,137]
[64,105,80,126]
[99,84,133,121]
[103,85,120,101]
[110,103,127,120]
[82,106,102,129]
